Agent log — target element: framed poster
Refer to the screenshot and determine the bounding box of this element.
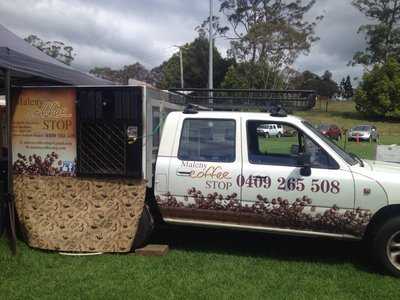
[12,88,76,176]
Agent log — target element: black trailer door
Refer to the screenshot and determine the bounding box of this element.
[76,86,143,178]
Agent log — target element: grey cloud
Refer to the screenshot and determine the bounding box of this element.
[293,0,369,81]
[0,0,207,68]
[0,0,370,82]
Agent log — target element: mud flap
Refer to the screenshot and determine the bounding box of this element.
[132,204,155,250]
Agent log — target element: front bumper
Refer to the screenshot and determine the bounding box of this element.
[348,134,370,140]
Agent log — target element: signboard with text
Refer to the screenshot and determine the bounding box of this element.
[12,88,76,176]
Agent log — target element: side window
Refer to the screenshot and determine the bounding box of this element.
[248,121,338,169]
[178,119,235,162]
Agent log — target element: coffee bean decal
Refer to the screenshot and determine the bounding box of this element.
[156,188,240,212]
[13,152,74,176]
[156,188,372,237]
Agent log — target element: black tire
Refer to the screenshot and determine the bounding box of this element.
[372,216,400,277]
[277,132,282,138]
[265,132,270,138]
[132,204,154,250]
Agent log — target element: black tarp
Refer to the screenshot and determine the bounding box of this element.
[0,24,112,86]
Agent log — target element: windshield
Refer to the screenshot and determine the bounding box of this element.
[352,125,370,131]
[303,121,358,166]
[316,124,330,130]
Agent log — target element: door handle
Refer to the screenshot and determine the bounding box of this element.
[176,171,192,176]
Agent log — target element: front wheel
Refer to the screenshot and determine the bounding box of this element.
[372,217,400,277]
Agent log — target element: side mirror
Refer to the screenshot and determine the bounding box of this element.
[298,153,312,177]
[290,144,300,155]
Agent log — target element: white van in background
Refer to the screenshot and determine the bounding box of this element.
[256,123,284,138]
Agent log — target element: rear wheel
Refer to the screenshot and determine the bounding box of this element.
[265,132,270,138]
[372,217,400,277]
[277,132,282,138]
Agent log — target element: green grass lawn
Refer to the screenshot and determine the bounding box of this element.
[1,101,400,299]
[297,100,400,137]
[2,227,400,299]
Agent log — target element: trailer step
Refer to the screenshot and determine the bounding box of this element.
[135,244,169,256]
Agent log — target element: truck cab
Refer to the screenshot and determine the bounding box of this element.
[154,109,400,277]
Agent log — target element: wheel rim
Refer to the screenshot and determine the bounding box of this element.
[386,231,400,271]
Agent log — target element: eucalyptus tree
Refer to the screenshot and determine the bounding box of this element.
[198,0,322,88]
[351,0,400,68]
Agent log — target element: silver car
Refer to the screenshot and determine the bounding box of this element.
[348,125,379,142]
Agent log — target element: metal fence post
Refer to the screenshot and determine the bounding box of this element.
[4,68,16,254]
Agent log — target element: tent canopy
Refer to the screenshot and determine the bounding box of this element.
[0,24,115,253]
[0,24,113,88]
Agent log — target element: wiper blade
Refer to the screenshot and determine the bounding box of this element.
[350,153,364,167]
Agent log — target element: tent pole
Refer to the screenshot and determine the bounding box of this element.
[5,68,16,255]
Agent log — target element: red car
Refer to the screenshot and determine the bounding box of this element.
[316,124,342,140]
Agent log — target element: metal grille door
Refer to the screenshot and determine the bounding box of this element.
[78,123,126,176]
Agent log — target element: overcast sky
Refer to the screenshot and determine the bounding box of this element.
[0,0,367,83]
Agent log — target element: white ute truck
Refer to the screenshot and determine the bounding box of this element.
[140,106,400,277]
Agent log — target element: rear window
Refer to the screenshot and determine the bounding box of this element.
[317,124,330,130]
[178,119,236,163]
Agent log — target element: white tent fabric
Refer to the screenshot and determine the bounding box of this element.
[0,24,112,85]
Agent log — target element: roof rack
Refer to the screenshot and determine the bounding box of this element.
[168,88,316,112]
[182,103,209,114]
[264,104,288,117]
[182,102,289,117]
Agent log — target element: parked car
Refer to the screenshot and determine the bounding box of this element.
[316,124,342,140]
[348,125,379,142]
[256,123,284,138]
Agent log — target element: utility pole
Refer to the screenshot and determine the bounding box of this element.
[209,0,213,106]
[174,45,184,89]
[179,47,184,89]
